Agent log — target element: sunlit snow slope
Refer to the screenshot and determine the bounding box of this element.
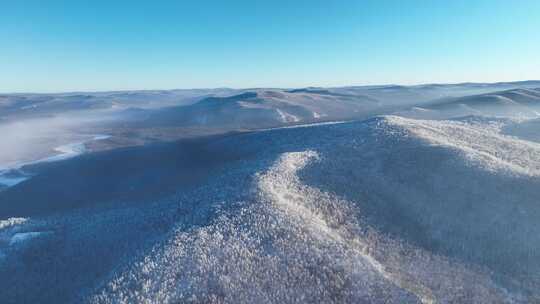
[1,111,540,303]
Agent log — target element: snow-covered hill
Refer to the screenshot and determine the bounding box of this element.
[2,113,539,303]
[129,90,380,129]
[0,89,245,123]
[398,88,540,119]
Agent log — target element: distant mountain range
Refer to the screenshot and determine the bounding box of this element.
[2,80,539,122]
[1,80,540,167]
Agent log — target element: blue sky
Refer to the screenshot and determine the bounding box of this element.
[1,0,539,92]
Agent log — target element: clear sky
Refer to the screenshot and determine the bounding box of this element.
[1,0,539,92]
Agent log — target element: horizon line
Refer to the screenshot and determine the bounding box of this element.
[2,79,539,95]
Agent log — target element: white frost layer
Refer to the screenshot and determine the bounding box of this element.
[0,134,111,188]
[0,217,27,230]
[0,171,29,187]
[42,142,87,163]
[258,120,348,132]
[89,148,511,303]
[43,134,110,163]
[89,151,419,303]
[276,109,300,123]
[383,115,540,176]
[258,151,437,304]
[9,232,46,246]
[31,115,537,303]
[93,135,111,141]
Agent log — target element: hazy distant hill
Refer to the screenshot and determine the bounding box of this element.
[2,81,539,121]
[399,88,540,119]
[126,90,381,129]
[1,81,538,166]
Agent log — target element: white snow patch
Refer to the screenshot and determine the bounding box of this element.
[0,134,111,189]
[43,134,110,163]
[383,115,540,176]
[276,109,300,123]
[42,142,87,163]
[0,171,29,187]
[259,120,348,132]
[9,232,47,246]
[93,134,112,141]
[0,217,28,230]
[36,134,111,164]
